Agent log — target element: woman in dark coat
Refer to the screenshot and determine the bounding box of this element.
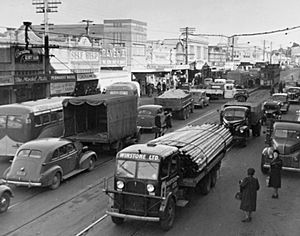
[239,168,260,222]
[268,150,283,198]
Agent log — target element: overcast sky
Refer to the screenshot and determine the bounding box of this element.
[1,0,300,49]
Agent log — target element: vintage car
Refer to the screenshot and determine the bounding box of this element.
[189,89,210,108]
[0,184,13,213]
[261,120,300,173]
[262,100,282,125]
[2,138,97,190]
[286,86,300,103]
[271,93,290,113]
[137,105,169,131]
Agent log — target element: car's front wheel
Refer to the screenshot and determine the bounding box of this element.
[50,172,61,190]
[0,192,10,213]
[88,157,96,171]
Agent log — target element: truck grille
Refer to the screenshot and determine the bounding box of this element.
[123,181,146,214]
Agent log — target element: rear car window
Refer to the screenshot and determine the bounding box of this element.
[138,109,154,115]
[17,149,42,159]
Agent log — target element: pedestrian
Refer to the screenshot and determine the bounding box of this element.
[268,149,283,199]
[157,81,161,95]
[165,110,172,129]
[239,168,260,222]
[154,113,162,138]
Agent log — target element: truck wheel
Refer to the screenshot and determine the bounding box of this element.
[111,216,124,225]
[160,198,175,231]
[198,173,211,195]
[50,172,61,190]
[210,170,218,188]
[0,192,10,213]
[261,157,269,174]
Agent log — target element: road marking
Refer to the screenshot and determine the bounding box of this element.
[75,214,108,236]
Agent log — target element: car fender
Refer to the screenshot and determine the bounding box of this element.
[79,151,97,169]
[159,192,176,216]
[0,185,14,198]
[41,166,63,186]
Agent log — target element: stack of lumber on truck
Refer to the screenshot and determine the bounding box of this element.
[148,123,232,176]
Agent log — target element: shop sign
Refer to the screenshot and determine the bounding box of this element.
[76,73,97,81]
[50,74,76,81]
[0,76,14,86]
[50,82,76,95]
[14,75,48,84]
[15,49,42,63]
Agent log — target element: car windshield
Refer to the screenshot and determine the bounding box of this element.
[288,88,300,93]
[272,95,286,102]
[116,160,159,180]
[223,109,245,121]
[138,109,154,116]
[17,149,42,159]
[274,129,300,139]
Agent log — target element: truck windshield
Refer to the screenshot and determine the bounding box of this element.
[274,129,300,139]
[223,109,245,121]
[116,160,159,180]
[272,95,286,102]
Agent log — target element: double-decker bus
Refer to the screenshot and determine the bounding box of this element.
[0,97,70,158]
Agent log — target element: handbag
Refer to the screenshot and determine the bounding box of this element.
[235,191,242,200]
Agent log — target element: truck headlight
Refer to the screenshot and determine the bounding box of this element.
[147,184,155,193]
[117,180,124,189]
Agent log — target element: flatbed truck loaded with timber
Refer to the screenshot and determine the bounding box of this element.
[104,123,232,230]
[62,94,140,153]
[154,89,193,120]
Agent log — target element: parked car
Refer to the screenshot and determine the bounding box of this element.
[189,89,210,108]
[286,87,300,103]
[2,138,97,190]
[137,105,169,131]
[262,100,282,125]
[271,93,290,113]
[0,184,13,213]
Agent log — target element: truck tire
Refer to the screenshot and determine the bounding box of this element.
[111,216,124,225]
[210,170,218,188]
[198,173,211,195]
[160,198,175,231]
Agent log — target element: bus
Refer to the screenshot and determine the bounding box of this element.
[0,97,70,158]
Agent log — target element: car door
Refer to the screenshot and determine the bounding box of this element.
[58,143,78,175]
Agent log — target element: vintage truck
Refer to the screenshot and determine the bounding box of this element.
[104,123,232,230]
[154,89,193,120]
[261,120,300,174]
[219,101,262,147]
[62,94,140,153]
[261,100,282,126]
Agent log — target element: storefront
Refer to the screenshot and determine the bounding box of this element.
[50,74,76,96]
[14,75,49,103]
[0,76,14,105]
[74,72,99,96]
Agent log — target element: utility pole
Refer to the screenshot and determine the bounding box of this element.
[270,41,273,64]
[231,36,235,62]
[263,40,266,61]
[82,19,93,36]
[180,27,195,65]
[32,0,61,78]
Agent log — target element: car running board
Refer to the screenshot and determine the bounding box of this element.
[63,169,85,180]
[176,200,189,207]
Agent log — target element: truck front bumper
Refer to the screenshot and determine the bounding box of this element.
[106,209,160,222]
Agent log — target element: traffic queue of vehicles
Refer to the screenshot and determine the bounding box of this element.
[1,81,300,233]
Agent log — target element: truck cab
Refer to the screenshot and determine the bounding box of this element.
[104,143,180,231]
[262,100,282,125]
[261,120,300,173]
[220,102,261,146]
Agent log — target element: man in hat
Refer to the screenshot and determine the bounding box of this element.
[239,168,260,222]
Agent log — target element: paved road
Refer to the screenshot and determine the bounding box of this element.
[1,90,299,236]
